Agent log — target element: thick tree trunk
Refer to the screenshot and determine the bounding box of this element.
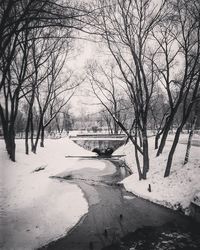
[0,106,16,161]
[184,116,197,165]
[8,131,16,161]
[4,125,16,161]
[164,125,183,177]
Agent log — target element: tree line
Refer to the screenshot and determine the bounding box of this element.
[0,0,199,180]
[0,0,89,161]
[87,0,200,179]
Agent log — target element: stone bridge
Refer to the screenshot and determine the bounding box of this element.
[70,134,126,156]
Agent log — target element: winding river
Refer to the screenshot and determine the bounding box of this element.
[40,158,200,250]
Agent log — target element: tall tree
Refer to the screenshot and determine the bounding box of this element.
[161,0,200,177]
[0,0,90,160]
[153,0,200,162]
[0,23,31,161]
[91,0,165,179]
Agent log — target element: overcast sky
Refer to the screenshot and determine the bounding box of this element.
[67,37,107,116]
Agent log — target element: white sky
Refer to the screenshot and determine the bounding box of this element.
[67,37,107,116]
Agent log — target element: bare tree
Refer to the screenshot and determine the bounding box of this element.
[32,45,78,153]
[0,23,31,161]
[0,0,91,160]
[0,0,89,65]
[23,29,58,154]
[88,60,145,179]
[152,0,200,162]
[149,89,170,149]
[88,61,129,134]
[90,0,165,179]
[158,0,200,177]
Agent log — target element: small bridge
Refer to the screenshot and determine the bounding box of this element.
[70,134,126,156]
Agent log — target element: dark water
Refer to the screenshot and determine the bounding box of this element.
[40,158,200,250]
[103,222,200,250]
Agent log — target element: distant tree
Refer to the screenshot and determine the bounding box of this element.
[15,111,26,136]
[32,45,77,152]
[91,126,98,133]
[88,61,129,135]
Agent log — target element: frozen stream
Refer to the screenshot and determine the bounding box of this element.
[40,158,200,250]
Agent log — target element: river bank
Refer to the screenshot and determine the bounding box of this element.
[115,135,200,216]
[0,138,96,249]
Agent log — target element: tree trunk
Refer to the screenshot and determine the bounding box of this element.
[164,125,183,177]
[134,127,143,180]
[40,126,45,147]
[155,133,160,150]
[25,128,29,155]
[30,112,34,151]
[157,116,173,156]
[164,95,197,177]
[8,131,16,161]
[0,106,16,161]
[32,118,42,153]
[56,117,61,134]
[139,130,143,148]
[142,130,149,179]
[25,109,31,155]
[5,124,16,161]
[184,116,197,165]
[114,118,119,134]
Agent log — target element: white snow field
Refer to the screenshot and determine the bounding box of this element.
[115,134,200,215]
[0,138,105,250]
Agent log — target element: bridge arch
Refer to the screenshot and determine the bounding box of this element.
[71,134,126,156]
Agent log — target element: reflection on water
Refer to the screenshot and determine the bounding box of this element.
[103,221,200,250]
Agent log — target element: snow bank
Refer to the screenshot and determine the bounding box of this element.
[115,135,200,215]
[0,138,101,249]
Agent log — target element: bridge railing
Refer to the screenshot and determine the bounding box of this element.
[70,133,126,139]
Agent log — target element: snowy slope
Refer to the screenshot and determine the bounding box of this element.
[115,134,200,215]
[0,138,100,249]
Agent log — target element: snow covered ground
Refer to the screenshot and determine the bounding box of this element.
[115,134,200,215]
[1,133,200,249]
[0,138,105,250]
